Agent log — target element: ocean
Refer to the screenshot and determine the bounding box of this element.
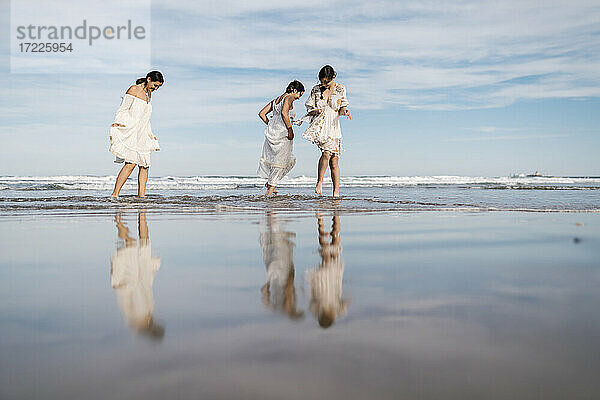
[1,175,599,214]
[1,175,600,399]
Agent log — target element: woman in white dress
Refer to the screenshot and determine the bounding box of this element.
[110,212,164,340]
[109,71,164,198]
[259,212,304,320]
[308,213,349,329]
[302,65,351,197]
[257,80,305,196]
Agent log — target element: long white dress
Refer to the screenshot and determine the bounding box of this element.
[257,95,297,186]
[110,238,161,331]
[302,83,349,154]
[260,214,297,313]
[109,93,160,168]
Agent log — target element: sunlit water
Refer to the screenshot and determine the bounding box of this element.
[1,209,599,399]
[1,175,599,214]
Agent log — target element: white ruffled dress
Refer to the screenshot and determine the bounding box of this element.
[110,239,161,330]
[257,95,297,186]
[302,83,349,154]
[308,242,348,321]
[109,93,160,168]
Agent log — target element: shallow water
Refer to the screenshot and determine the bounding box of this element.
[1,175,599,214]
[1,210,599,399]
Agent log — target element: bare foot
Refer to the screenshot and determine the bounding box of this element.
[266,185,277,196]
[265,183,277,195]
[332,190,340,198]
[315,182,323,195]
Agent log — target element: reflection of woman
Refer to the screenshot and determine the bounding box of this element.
[302,65,351,197]
[308,214,349,328]
[110,212,164,339]
[260,212,304,320]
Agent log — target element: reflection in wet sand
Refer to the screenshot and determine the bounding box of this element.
[260,212,304,320]
[110,212,164,340]
[4,212,600,399]
[309,213,349,328]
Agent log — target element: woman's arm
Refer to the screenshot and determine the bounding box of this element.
[281,95,294,140]
[305,86,318,113]
[149,126,160,150]
[258,101,273,125]
[111,92,136,127]
[336,85,351,119]
[147,120,157,140]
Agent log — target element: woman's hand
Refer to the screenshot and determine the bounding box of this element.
[339,108,351,120]
[287,126,294,140]
[258,101,273,125]
[111,123,125,127]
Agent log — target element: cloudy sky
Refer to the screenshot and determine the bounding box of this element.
[1,0,599,176]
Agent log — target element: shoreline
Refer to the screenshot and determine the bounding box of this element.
[3,208,594,220]
[2,207,600,218]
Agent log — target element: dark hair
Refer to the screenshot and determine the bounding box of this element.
[318,65,336,81]
[318,310,334,329]
[136,70,164,85]
[139,318,165,341]
[286,80,305,93]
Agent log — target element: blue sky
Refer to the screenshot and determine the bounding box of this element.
[1,0,599,176]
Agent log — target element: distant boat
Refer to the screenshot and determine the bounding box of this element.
[510,171,552,178]
[526,171,554,178]
[526,171,543,177]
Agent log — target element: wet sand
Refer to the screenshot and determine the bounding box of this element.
[1,210,599,399]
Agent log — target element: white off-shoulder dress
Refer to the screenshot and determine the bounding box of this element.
[110,239,161,331]
[257,95,297,186]
[109,93,160,168]
[302,83,349,155]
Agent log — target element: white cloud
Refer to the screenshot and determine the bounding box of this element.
[473,127,497,133]
[442,133,569,142]
[3,0,600,176]
[4,0,600,121]
[140,0,600,114]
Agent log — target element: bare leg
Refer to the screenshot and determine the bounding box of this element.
[112,163,136,197]
[265,182,277,195]
[266,184,277,196]
[114,214,136,246]
[316,151,332,195]
[329,154,340,197]
[138,166,149,197]
[331,215,341,245]
[138,212,148,239]
[317,213,327,246]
